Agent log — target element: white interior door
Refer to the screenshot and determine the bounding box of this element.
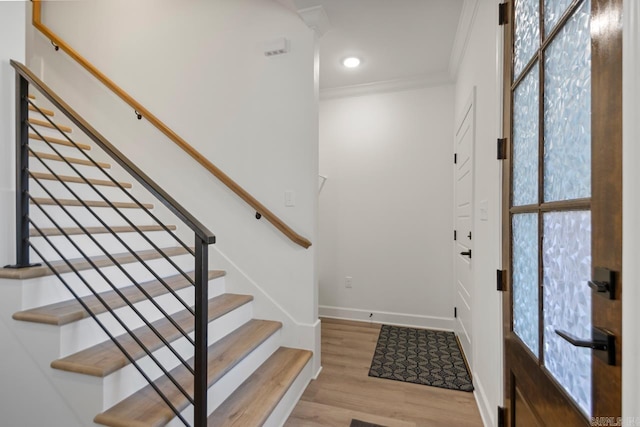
[454,90,475,370]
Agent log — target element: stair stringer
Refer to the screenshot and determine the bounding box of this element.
[0,280,90,427]
[208,246,321,376]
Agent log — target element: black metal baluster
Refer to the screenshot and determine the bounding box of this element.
[194,236,209,427]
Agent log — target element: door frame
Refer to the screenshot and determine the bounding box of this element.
[453,87,476,372]
[500,0,624,424]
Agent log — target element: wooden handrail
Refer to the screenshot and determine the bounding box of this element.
[31,0,312,249]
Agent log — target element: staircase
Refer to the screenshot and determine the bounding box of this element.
[0,62,312,426]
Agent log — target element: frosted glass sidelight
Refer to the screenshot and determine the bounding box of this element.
[543,211,592,415]
[544,0,591,202]
[514,0,540,79]
[544,0,574,35]
[513,66,539,206]
[512,213,539,357]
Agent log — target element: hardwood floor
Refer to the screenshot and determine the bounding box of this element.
[285,318,483,427]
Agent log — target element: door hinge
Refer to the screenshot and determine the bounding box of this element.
[454,307,457,318]
[497,269,506,291]
[454,153,458,164]
[497,406,506,427]
[498,2,509,26]
[497,138,507,160]
[454,230,457,241]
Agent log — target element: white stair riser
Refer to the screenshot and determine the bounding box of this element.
[29,179,133,204]
[30,230,179,262]
[29,205,161,228]
[168,328,282,427]
[57,277,228,356]
[262,356,312,427]
[20,254,202,309]
[101,303,256,408]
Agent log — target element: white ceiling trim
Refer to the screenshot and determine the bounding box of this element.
[448,0,480,79]
[320,71,454,100]
[276,0,298,12]
[297,5,332,38]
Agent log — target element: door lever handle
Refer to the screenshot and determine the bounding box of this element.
[460,250,472,258]
[555,327,616,366]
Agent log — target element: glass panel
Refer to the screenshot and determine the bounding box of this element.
[512,213,539,357]
[544,0,591,202]
[513,65,539,206]
[543,211,592,415]
[544,0,574,35]
[514,0,540,79]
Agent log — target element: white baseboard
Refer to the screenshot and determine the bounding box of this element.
[473,374,494,427]
[319,305,454,331]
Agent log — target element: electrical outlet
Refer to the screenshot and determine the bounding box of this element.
[345,276,352,288]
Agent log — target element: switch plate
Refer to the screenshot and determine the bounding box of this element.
[345,276,352,288]
[285,190,295,207]
[479,199,489,221]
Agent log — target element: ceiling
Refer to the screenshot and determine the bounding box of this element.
[293,0,467,93]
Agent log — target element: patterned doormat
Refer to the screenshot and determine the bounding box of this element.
[350,420,386,427]
[368,325,474,392]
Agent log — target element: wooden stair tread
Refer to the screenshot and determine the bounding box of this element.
[30,171,132,188]
[28,118,72,133]
[29,104,54,116]
[30,224,177,237]
[94,319,283,427]
[30,197,153,210]
[13,270,225,326]
[29,132,91,150]
[30,151,111,169]
[54,293,255,379]
[208,347,312,427]
[0,246,189,280]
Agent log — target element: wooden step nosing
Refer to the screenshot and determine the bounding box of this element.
[29,151,111,168]
[51,294,255,379]
[207,347,312,426]
[29,132,91,150]
[28,118,72,133]
[29,224,177,237]
[30,197,153,210]
[0,246,189,280]
[29,104,54,116]
[29,171,132,188]
[93,319,282,426]
[13,270,224,326]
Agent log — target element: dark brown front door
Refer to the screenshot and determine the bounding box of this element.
[501,0,622,425]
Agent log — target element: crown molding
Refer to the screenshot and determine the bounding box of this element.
[448,0,480,80]
[320,72,454,100]
[297,5,332,38]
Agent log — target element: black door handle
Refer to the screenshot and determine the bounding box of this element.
[460,250,472,258]
[555,327,616,366]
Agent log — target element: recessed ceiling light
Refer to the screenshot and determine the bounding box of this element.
[342,57,361,68]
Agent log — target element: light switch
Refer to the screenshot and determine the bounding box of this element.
[285,190,295,207]
[479,200,489,221]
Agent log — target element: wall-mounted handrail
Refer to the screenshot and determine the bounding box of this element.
[11,60,215,245]
[31,0,312,249]
[12,60,211,426]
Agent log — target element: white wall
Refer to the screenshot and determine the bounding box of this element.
[622,0,640,419]
[0,1,26,267]
[24,0,319,358]
[318,85,455,329]
[453,1,502,425]
[21,0,321,373]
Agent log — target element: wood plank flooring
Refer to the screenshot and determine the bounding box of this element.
[285,318,483,427]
